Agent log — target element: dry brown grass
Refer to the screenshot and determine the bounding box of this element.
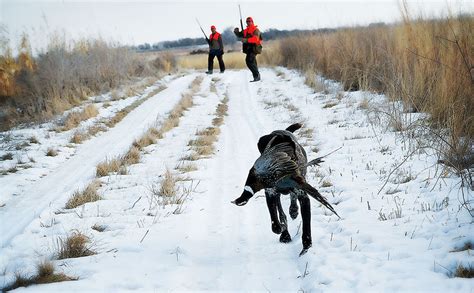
[105,85,167,129]
[56,231,96,259]
[70,131,89,144]
[60,105,99,131]
[65,180,102,209]
[1,261,76,291]
[454,264,474,278]
[177,42,280,70]
[185,95,229,161]
[175,161,198,173]
[277,14,473,175]
[193,145,215,156]
[196,127,220,137]
[46,148,58,157]
[153,77,201,136]
[159,169,178,197]
[188,135,217,147]
[133,132,156,150]
[96,158,123,177]
[321,180,333,188]
[29,136,39,144]
[1,33,175,131]
[122,146,141,165]
[181,153,200,161]
[216,103,228,117]
[212,117,224,127]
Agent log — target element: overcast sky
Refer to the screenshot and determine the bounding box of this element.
[1,0,472,52]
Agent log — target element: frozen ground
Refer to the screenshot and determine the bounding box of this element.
[0,68,472,292]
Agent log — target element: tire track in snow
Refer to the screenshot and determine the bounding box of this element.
[0,74,198,249]
[201,71,302,290]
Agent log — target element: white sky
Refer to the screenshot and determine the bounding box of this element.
[1,0,472,52]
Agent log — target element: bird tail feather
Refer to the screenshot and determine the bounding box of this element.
[301,182,340,219]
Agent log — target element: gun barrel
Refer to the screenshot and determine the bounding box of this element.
[195,18,209,41]
[238,4,244,30]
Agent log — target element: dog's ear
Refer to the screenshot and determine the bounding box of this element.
[257,134,273,154]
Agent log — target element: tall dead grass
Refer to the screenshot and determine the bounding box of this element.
[177,41,281,70]
[0,33,176,130]
[277,14,473,174]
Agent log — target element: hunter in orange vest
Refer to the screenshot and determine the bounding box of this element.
[234,17,262,82]
[206,25,225,74]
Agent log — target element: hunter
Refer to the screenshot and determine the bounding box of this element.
[234,16,262,82]
[206,25,225,74]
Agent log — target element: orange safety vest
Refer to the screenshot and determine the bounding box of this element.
[243,25,261,45]
[209,32,221,41]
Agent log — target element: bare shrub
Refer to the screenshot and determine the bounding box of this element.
[1,33,175,131]
[56,231,95,259]
[65,180,102,209]
[60,105,99,131]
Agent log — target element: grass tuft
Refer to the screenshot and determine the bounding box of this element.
[454,264,474,278]
[65,180,102,209]
[159,169,178,197]
[46,148,58,157]
[56,231,95,259]
[1,261,76,291]
[96,158,123,177]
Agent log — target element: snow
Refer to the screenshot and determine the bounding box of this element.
[0,68,472,292]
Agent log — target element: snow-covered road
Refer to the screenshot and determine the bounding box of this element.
[1,69,472,291]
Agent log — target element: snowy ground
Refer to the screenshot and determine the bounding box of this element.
[0,68,472,292]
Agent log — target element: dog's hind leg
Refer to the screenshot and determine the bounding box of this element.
[265,188,282,234]
[297,190,312,256]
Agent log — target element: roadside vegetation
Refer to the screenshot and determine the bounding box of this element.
[275,11,473,211]
[0,33,176,130]
[278,13,472,159]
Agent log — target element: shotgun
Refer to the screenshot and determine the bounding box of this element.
[195,18,209,43]
[238,4,244,31]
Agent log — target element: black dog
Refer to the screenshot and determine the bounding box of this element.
[232,123,340,256]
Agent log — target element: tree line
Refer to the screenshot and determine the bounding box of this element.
[134,27,343,51]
